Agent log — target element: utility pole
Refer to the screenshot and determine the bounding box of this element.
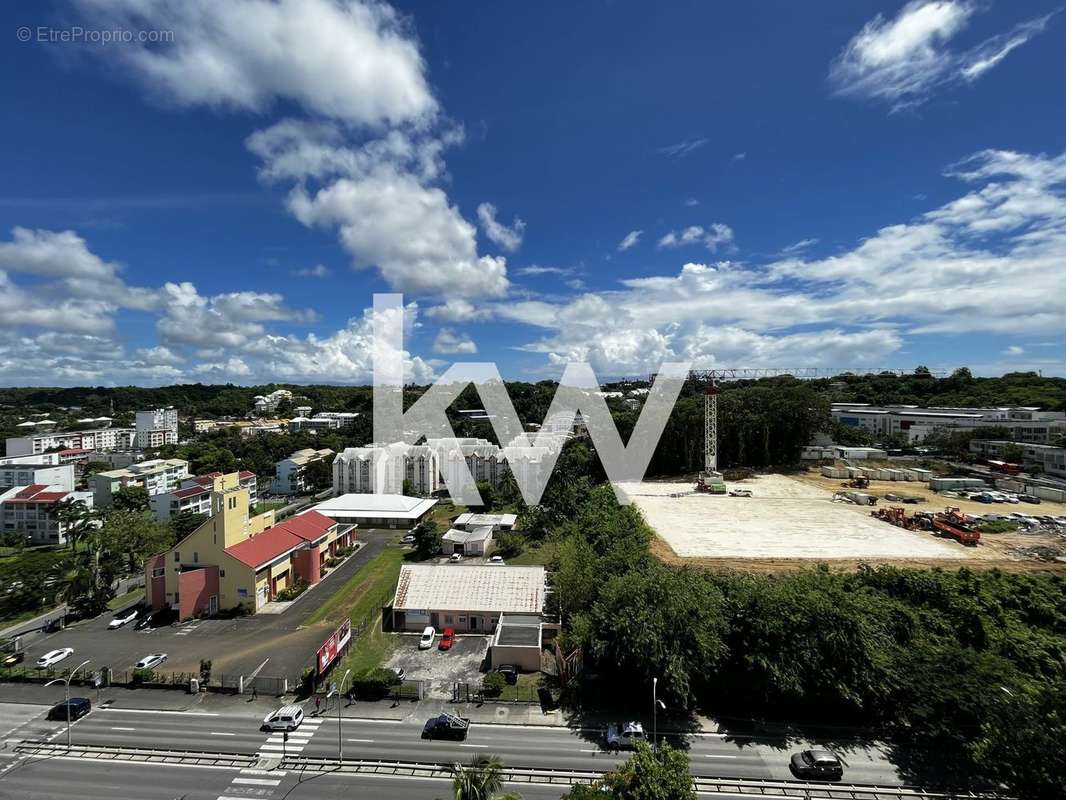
[336,668,351,763]
[652,677,665,751]
[46,659,90,748]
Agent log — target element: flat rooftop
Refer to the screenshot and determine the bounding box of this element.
[393,564,546,614]
[311,493,437,520]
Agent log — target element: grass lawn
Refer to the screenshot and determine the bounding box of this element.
[429,501,466,530]
[507,541,557,566]
[496,671,542,702]
[251,500,287,516]
[306,547,405,627]
[108,587,143,611]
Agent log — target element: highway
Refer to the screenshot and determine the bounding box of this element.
[48,705,904,785]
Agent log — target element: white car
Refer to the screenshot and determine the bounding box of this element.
[418,626,436,649]
[488,555,505,565]
[108,608,139,629]
[263,704,304,731]
[449,553,463,562]
[135,653,167,670]
[401,534,416,544]
[36,648,73,669]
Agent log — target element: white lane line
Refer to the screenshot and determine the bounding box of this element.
[459,743,487,748]
[110,726,136,731]
[100,708,219,716]
[346,738,375,743]
[703,754,738,759]
[231,777,282,786]
[240,769,286,776]
[210,732,236,736]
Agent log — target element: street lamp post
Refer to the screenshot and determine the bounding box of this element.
[46,659,90,748]
[652,677,666,751]
[337,668,351,762]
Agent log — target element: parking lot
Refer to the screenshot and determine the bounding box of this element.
[385,634,489,698]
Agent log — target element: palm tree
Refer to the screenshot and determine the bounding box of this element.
[448,755,522,800]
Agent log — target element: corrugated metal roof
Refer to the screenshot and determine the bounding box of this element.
[392,564,545,614]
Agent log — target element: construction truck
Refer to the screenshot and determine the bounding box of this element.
[871,506,917,529]
[695,474,727,494]
[932,508,980,546]
[841,476,870,489]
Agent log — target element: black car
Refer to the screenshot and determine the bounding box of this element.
[494,664,519,685]
[421,713,470,741]
[790,749,843,780]
[48,697,91,722]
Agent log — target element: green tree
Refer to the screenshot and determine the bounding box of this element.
[97,511,175,574]
[50,498,98,552]
[563,743,694,800]
[112,485,150,512]
[493,531,524,559]
[447,754,522,800]
[474,480,499,511]
[412,520,442,560]
[1001,442,1025,465]
[303,457,332,493]
[171,510,208,538]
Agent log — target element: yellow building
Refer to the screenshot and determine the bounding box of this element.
[145,482,354,620]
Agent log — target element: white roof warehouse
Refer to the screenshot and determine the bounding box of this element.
[390,564,546,633]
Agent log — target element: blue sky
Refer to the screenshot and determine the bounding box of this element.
[1,0,1064,386]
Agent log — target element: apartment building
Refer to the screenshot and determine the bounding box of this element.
[252,389,293,416]
[831,404,1066,444]
[332,443,440,495]
[144,486,353,620]
[5,426,135,457]
[0,484,94,545]
[149,470,258,521]
[272,448,334,495]
[287,412,360,433]
[90,458,190,507]
[0,461,75,492]
[135,407,179,449]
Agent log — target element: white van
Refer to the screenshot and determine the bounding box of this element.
[263,704,304,731]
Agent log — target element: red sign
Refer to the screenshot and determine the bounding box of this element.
[316,619,352,675]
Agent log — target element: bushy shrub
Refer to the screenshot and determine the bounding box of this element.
[351,667,401,700]
[482,672,506,696]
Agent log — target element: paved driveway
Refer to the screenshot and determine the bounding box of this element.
[385,634,489,698]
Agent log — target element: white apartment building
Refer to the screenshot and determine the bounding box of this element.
[831,404,1066,444]
[5,427,136,457]
[0,484,94,545]
[333,443,440,495]
[287,412,360,434]
[272,448,334,495]
[135,407,179,449]
[252,389,293,416]
[149,470,258,521]
[89,458,190,507]
[0,462,75,493]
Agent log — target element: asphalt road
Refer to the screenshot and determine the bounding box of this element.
[14,534,395,683]
[55,705,903,785]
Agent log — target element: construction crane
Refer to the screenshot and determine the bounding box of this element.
[682,367,949,493]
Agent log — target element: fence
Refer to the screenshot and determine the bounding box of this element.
[0,663,298,696]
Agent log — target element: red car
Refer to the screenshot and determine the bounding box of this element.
[438,627,456,651]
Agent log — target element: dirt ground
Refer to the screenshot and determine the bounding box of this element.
[384,634,489,698]
[620,473,1066,573]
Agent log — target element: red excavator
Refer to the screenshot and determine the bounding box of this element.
[932,507,980,546]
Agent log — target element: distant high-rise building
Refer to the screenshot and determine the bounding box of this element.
[136,407,179,449]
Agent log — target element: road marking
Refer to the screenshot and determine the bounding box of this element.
[340,717,403,724]
[703,754,738,758]
[346,738,375,743]
[231,777,281,786]
[210,731,236,736]
[259,743,303,751]
[110,726,136,731]
[100,708,219,716]
[240,769,286,776]
[459,743,487,748]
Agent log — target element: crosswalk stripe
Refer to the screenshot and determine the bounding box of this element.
[232,777,281,786]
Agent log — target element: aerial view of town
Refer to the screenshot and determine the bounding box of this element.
[0,2,1063,799]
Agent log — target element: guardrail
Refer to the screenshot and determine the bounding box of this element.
[16,742,1010,799]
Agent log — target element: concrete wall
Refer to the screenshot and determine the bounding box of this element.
[177,566,219,621]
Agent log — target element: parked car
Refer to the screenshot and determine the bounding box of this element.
[2,652,24,667]
[392,667,407,681]
[494,664,518,685]
[487,555,505,565]
[438,627,456,651]
[134,653,167,670]
[789,749,844,780]
[1019,494,1041,504]
[421,713,469,740]
[418,626,436,650]
[449,553,463,562]
[729,488,753,497]
[263,704,304,731]
[605,721,646,751]
[36,648,73,669]
[48,697,91,722]
[108,608,139,629]
[401,534,416,544]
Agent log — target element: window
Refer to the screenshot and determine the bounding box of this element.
[193,551,198,562]
[152,567,165,578]
[220,569,225,578]
[174,551,180,562]
[174,592,179,603]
